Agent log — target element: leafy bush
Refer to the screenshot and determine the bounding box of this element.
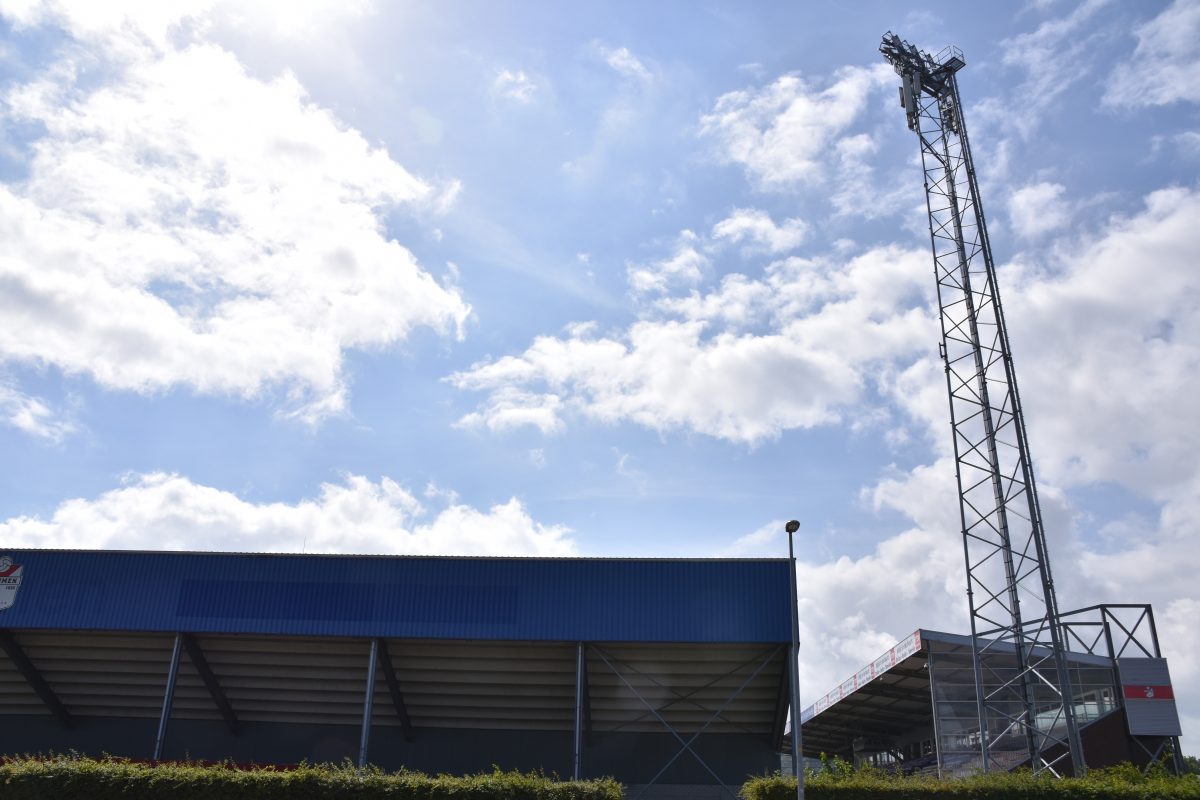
[740,761,1200,800]
[0,755,623,800]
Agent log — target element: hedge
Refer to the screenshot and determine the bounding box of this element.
[0,756,623,800]
[740,763,1200,800]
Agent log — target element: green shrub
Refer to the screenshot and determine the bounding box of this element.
[740,763,1200,800]
[0,755,623,800]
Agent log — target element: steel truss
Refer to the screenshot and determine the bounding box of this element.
[1057,605,1184,774]
[880,33,1084,776]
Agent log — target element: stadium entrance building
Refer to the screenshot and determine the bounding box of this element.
[0,550,793,797]
[799,607,1184,776]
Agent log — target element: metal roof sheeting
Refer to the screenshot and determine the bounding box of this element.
[0,550,791,643]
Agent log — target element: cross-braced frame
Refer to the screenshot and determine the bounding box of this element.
[880,32,1084,776]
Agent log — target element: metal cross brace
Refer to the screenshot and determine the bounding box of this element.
[592,644,783,800]
[606,647,776,737]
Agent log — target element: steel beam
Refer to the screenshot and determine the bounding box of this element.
[0,629,72,729]
[788,529,804,800]
[358,638,379,770]
[573,642,585,780]
[927,648,944,778]
[771,658,790,748]
[582,650,593,746]
[153,633,183,761]
[180,634,240,734]
[375,639,414,742]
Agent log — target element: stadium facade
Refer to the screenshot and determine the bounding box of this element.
[799,607,1184,776]
[0,549,792,797]
[0,549,1185,791]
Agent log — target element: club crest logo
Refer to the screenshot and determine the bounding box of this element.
[0,556,22,611]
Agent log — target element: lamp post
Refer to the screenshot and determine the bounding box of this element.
[786,519,804,800]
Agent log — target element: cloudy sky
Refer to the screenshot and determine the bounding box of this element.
[1,0,1198,753]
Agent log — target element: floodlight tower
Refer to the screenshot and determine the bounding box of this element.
[879,33,1084,776]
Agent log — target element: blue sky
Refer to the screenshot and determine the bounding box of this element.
[1,0,1199,751]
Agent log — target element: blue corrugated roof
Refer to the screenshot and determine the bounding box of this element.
[0,550,791,643]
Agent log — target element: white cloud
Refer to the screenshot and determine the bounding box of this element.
[0,0,209,49]
[1000,0,1110,117]
[493,68,537,104]
[1007,187,1200,502]
[871,185,1200,516]
[1105,0,1200,107]
[1008,181,1070,237]
[601,45,652,84]
[613,448,647,493]
[711,208,807,254]
[212,0,375,43]
[718,518,784,557]
[627,230,709,295]
[0,2,469,422]
[1177,130,1200,157]
[452,244,933,444]
[455,387,565,435]
[972,0,1110,147]
[699,65,892,191]
[0,0,374,49]
[0,380,75,441]
[0,472,576,556]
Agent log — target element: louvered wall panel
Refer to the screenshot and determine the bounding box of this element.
[1,632,786,737]
[381,639,577,731]
[9,631,175,719]
[0,653,47,715]
[174,634,370,725]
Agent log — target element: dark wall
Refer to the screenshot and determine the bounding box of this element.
[0,715,777,785]
[1019,708,1168,776]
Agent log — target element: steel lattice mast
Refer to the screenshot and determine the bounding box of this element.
[879,33,1085,776]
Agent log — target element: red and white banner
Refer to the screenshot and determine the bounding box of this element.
[805,630,923,721]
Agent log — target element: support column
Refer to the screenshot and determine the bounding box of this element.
[153,632,183,761]
[358,638,380,770]
[787,524,804,800]
[573,642,585,780]
[789,644,802,790]
[926,648,943,778]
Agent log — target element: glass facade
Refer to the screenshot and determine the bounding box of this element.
[927,640,1117,776]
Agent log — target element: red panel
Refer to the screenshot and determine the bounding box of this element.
[1122,684,1174,701]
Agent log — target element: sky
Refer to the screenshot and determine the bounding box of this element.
[0,0,1198,755]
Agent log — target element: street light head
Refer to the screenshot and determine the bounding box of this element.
[785,520,800,534]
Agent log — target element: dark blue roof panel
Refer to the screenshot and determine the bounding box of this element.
[0,550,791,643]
